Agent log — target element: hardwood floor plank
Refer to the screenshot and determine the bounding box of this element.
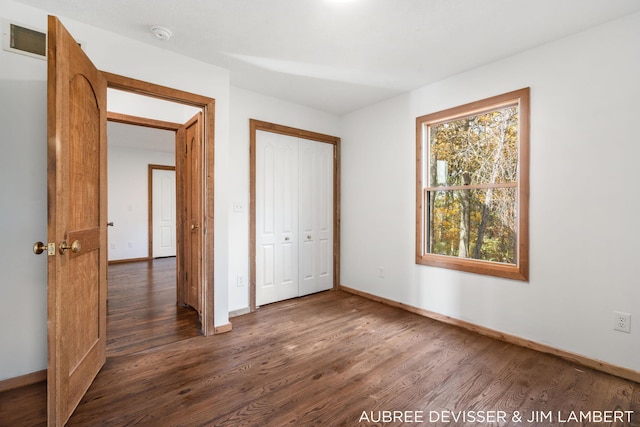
[1,259,638,426]
[0,382,46,427]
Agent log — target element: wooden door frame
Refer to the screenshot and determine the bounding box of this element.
[148,164,176,259]
[249,119,341,311]
[103,73,216,335]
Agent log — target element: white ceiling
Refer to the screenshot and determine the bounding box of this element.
[16,0,640,114]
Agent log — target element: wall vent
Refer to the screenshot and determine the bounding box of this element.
[2,20,47,60]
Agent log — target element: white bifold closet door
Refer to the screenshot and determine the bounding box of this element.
[256,130,334,306]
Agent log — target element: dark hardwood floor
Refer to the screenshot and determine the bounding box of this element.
[106,257,201,358]
[1,258,639,426]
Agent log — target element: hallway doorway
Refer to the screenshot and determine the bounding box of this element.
[104,72,216,336]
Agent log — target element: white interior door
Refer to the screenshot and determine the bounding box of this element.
[256,131,333,306]
[298,139,334,296]
[256,131,299,305]
[152,168,176,258]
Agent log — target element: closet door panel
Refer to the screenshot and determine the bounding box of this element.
[256,132,277,305]
[298,139,334,296]
[317,142,333,286]
[256,131,299,305]
[275,137,299,301]
[299,140,315,287]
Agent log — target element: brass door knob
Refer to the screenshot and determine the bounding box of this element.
[191,224,200,231]
[33,242,47,255]
[59,240,81,255]
[34,242,55,256]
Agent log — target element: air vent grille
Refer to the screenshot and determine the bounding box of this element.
[2,20,47,60]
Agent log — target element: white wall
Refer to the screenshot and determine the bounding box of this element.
[0,0,231,380]
[228,86,340,312]
[341,12,640,372]
[0,76,48,381]
[0,1,50,383]
[108,145,175,261]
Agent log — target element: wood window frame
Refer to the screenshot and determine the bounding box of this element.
[415,88,530,281]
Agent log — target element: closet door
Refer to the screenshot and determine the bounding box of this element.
[298,139,334,296]
[256,131,299,306]
[256,131,334,306]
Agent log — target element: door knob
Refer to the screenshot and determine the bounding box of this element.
[107,222,114,227]
[191,224,200,231]
[34,242,55,256]
[33,242,46,255]
[59,240,81,255]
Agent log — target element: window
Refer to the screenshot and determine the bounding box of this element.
[416,88,529,280]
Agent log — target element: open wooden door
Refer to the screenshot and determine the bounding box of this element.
[47,16,107,426]
[177,113,203,317]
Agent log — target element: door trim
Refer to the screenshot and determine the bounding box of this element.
[107,111,182,131]
[103,72,216,335]
[249,119,341,311]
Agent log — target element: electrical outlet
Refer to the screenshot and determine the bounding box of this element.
[613,311,631,333]
[378,267,385,278]
[237,274,245,287]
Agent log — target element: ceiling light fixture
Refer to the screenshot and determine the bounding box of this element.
[150,25,172,41]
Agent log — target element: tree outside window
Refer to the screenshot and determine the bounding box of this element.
[416,88,529,281]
